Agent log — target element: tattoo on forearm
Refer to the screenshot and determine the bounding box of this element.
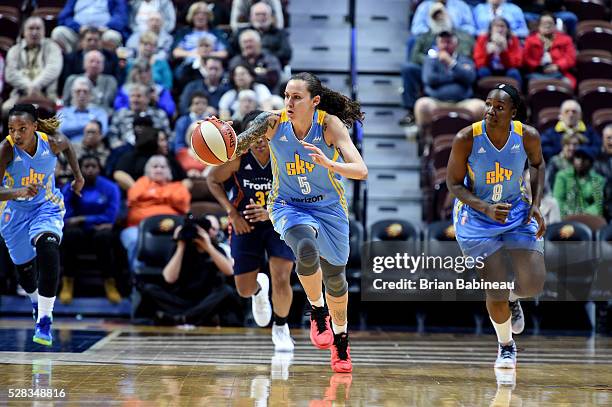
[234,112,279,157]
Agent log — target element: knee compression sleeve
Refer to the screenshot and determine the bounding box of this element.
[16,259,38,293]
[321,258,348,297]
[284,225,320,276]
[35,233,61,297]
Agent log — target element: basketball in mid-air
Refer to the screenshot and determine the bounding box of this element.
[190,117,237,165]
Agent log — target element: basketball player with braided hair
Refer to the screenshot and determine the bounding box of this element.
[216,72,367,372]
[1,104,84,346]
[447,84,547,369]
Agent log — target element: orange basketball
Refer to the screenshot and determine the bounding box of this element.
[190,117,237,166]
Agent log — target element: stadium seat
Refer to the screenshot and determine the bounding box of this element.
[565,0,610,22]
[578,80,612,124]
[595,224,612,302]
[35,0,66,7]
[190,201,225,217]
[577,48,611,60]
[431,134,453,173]
[528,80,574,125]
[190,178,214,202]
[425,220,457,242]
[31,7,61,33]
[366,197,422,228]
[591,108,612,135]
[370,219,419,242]
[135,215,183,274]
[475,76,521,100]
[0,7,20,40]
[577,20,612,32]
[577,54,612,83]
[537,107,561,133]
[347,218,364,292]
[132,215,184,319]
[543,221,596,301]
[563,214,607,233]
[0,36,15,56]
[576,23,612,52]
[430,107,473,138]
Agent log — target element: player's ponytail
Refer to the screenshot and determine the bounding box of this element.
[291,72,364,127]
[36,116,61,134]
[8,103,61,134]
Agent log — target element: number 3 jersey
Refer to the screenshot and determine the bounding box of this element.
[230,150,273,213]
[464,120,529,206]
[268,109,348,214]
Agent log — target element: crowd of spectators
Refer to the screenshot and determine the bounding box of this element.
[0,0,290,324]
[404,0,611,227]
[0,0,610,325]
[401,0,585,126]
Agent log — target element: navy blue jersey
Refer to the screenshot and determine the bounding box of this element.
[230,151,272,213]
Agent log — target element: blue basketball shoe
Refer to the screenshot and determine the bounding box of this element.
[33,315,53,346]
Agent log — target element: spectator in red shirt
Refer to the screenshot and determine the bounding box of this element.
[473,17,522,87]
[523,13,576,88]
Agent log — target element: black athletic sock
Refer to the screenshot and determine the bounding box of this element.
[273,313,288,326]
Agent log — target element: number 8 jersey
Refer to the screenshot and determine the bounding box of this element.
[268,109,348,215]
[465,120,529,205]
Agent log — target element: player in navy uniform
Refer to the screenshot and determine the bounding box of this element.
[447,84,547,369]
[207,110,296,352]
[1,104,84,346]
[209,73,367,373]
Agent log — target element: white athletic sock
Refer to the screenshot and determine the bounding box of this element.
[508,290,520,302]
[308,295,324,308]
[27,289,39,304]
[490,316,513,345]
[332,321,347,334]
[37,295,56,322]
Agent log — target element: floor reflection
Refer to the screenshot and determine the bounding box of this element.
[0,323,609,405]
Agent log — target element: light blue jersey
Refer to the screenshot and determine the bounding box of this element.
[2,132,63,211]
[266,109,350,266]
[1,132,65,265]
[453,121,543,259]
[267,109,348,213]
[464,120,528,205]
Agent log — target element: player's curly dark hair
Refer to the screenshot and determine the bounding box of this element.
[8,104,61,134]
[290,72,364,127]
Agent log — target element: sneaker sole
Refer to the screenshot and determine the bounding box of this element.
[332,364,353,373]
[310,332,334,349]
[32,336,52,346]
[494,362,516,369]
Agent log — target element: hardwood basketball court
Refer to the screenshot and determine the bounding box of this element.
[0,320,610,405]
